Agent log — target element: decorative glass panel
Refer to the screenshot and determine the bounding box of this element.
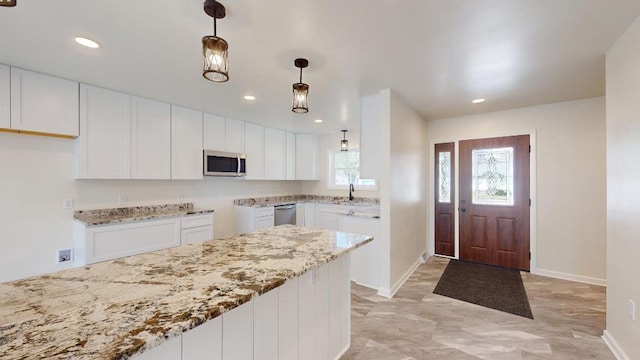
[472,147,514,205]
[438,152,451,203]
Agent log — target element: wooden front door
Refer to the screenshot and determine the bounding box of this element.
[459,135,530,271]
[435,143,455,257]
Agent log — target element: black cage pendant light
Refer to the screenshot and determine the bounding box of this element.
[0,0,17,7]
[202,0,229,82]
[341,130,349,151]
[292,58,309,113]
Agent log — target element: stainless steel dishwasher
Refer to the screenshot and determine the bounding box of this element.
[274,204,296,225]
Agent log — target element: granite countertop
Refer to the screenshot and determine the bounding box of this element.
[0,225,372,360]
[74,203,215,226]
[234,195,381,219]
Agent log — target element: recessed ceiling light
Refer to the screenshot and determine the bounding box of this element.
[243,95,256,101]
[314,119,323,123]
[74,37,100,49]
[472,98,486,104]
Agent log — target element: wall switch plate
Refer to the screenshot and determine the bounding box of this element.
[629,299,636,321]
[118,195,127,206]
[57,248,73,264]
[62,198,74,209]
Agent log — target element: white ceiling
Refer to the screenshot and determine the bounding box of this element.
[1,1,639,135]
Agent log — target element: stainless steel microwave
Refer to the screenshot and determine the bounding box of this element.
[203,150,246,177]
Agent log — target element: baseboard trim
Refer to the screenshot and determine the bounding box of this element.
[534,268,606,287]
[333,342,350,360]
[352,280,379,291]
[602,330,631,360]
[377,257,422,298]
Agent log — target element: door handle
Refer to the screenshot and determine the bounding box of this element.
[459,207,466,212]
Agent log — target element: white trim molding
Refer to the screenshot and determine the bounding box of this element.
[602,330,631,360]
[534,268,607,287]
[377,257,422,298]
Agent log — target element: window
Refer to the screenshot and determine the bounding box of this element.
[328,149,377,190]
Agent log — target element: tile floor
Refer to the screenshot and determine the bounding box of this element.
[342,256,612,360]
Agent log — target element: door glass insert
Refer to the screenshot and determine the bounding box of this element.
[472,147,514,205]
[438,151,451,203]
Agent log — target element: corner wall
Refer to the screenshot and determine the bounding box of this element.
[0,133,302,283]
[604,16,640,360]
[378,89,429,295]
[426,97,607,283]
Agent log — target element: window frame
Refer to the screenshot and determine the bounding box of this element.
[327,148,378,191]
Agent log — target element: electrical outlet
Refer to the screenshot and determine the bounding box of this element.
[62,198,74,209]
[57,249,73,264]
[118,195,127,206]
[629,299,636,321]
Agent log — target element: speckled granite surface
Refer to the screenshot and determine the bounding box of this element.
[0,225,372,360]
[233,195,380,207]
[74,203,215,226]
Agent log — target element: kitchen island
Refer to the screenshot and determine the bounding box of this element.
[0,225,372,360]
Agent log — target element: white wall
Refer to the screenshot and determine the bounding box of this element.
[426,97,607,283]
[605,16,640,360]
[377,89,429,295]
[0,133,301,283]
[300,132,379,199]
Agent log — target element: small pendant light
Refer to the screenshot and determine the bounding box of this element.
[0,0,17,7]
[202,0,229,82]
[341,130,349,152]
[292,58,309,113]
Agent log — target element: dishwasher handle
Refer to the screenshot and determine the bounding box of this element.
[275,205,296,210]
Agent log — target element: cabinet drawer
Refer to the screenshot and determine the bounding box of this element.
[181,214,213,229]
[254,207,274,218]
[255,216,274,230]
[181,226,214,245]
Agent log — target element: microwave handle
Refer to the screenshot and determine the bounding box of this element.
[237,155,241,175]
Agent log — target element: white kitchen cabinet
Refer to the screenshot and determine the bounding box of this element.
[171,106,203,180]
[133,335,181,360]
[298,270,315,360]
[264,127,286,180]
[254,289,279,360]
[341,216,380,290]
[182,316,222,360]
[278,278,299,360]
[225,117,245,154]
[78,84,131,179]
[296,204,305,227]
[286,132,296,180]
[304,203,316,227]
[203,113,226,151]
[180,213,214,245]
[315,261,330,360]
[223,300,254,360]
[329,255,351,359]
[244,122,264,180]
[10,68,79,137]
[73,218,181,266]
[360,94,381,179]
[0,65,8,130]
[295,134,319,180]
[131,97,171,179]
[315,205,341,231]
[234,206,274,234]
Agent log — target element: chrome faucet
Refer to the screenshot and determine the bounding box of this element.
[349,183,355,201]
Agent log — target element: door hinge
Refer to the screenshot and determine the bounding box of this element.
[529,199,532,206]
[529,252,531,260]
[529,145,531,153]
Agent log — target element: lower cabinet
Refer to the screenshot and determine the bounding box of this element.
[131,257,351,360]
[234,206,275,234]
[341,216,380,290]
[73,218,181,266]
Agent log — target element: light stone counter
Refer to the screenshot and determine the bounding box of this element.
[0,225,372,360]
[234,195,381,219]
[73,203,215,226]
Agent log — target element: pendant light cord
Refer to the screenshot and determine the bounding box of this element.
[299,67,303,84]
[213,6,217,36]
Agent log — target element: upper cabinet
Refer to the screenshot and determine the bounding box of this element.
[360,94,381,180]
[244,123,264,180]
[285,132,296,180]
[264,128,286,180]
[225,118,245,154]
[203,113,226,152]
[9,68,79,137]
[78,85,131,179]
[0,65,9,129]
[296,134,319,180]
[171,106,203,180]
[131,97,171,180]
